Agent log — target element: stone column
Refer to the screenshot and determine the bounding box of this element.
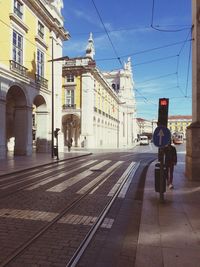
[35,111,50,153]
[81,73,94,148]
[14,105,32,156]
[186,0,200,180]
[0,99,7,159]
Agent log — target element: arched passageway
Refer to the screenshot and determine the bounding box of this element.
[6,85,32,156]
[62,114,80,147]
[33,95,49,153]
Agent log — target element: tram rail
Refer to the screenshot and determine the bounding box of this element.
[0,162,139,267]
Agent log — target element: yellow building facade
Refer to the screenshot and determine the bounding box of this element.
[0,0,69,159]
[168,115,192,138]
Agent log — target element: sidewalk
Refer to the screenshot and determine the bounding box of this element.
[0,150,92,176]
[135,152,200,267]
[0,146,136,176]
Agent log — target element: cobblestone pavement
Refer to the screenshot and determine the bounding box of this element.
[0,150,146,267]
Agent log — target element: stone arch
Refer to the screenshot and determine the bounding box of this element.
[62,113,80,147]
[6,85,32,156]
[33,95,49,152]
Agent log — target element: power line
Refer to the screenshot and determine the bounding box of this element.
[91,0,123,67]
[67,25,151,36]
[134,88,157,106]
[134,54,178,66]
[68,24,190,37]
[175,28,193,97]
[151,0,191,32]
[185,32,192,97]
[137,72,177,84]
[95,39,193,62]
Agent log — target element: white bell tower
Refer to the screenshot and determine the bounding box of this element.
[86,33,95,59]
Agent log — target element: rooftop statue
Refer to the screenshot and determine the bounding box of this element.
[86,33,95,59]
[49,0,63,14]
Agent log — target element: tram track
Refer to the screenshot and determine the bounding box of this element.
[0,158,91,200]
[66,162,140,267]
[0,154,92,178]
[0,161,140,267]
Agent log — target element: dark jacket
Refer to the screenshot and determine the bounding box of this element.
[164,144,177,166]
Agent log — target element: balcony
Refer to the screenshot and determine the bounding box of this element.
[35,74,48,88]
[14,7,23,19]
[38,29,44,39]
[10,60,27,77]
[63,104,76,109]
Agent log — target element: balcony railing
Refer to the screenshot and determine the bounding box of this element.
[10,60,27,77]
[35,74,48,88]
[38,30,44,39]
[63,104,76,109]
[14,7,23,19]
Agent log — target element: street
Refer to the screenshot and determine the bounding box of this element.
[0,145,159,267]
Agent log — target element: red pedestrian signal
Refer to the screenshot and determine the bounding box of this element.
[160,99,168,106]
[158,98,169,127]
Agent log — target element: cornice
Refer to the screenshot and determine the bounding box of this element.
[35,35,48,50]
[9,13,29,33]
[23,0,70,41]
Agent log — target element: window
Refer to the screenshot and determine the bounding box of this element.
[14,0,23,19]
[112,83,115,90]
[13,30,23,64]
[65,89,74,106]
[66,75,74,83]
[38,21,44,39]
[37,49,44,77]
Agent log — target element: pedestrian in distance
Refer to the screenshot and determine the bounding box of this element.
[164,141,177,189]
[67,139,72,152]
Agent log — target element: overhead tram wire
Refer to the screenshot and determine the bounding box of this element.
[137,72,177,85]
[91,0,123,68]
[134,88,157,106]
[65,25,151,37]
[185,32,192,98]
[66,24,190,38]
[134,54,178,66]
[95,39,193,62]
[150,0,191,33]
[175,28,193,97]
[150,0,193,98]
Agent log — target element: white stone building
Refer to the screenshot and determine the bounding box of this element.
[62,34,137,149]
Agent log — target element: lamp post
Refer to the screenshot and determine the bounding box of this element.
[51,37,54,158]
[48,43,69,158]
[117,101,126,148]
[127,111,133,146]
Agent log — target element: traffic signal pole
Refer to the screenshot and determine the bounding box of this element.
[158,98,169,203]
[159,148,165,203]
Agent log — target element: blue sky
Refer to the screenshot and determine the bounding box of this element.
[62,0,192,121]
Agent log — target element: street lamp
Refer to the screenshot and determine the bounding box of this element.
[48,39,69,158]
[117,101,126,148]
[127,111,133,146]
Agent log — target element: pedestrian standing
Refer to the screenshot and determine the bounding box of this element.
[164,142,177,189]
[67,139,72,152]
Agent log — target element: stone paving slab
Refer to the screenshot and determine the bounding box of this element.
[135,153,200,267]
[0,151,91,176]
